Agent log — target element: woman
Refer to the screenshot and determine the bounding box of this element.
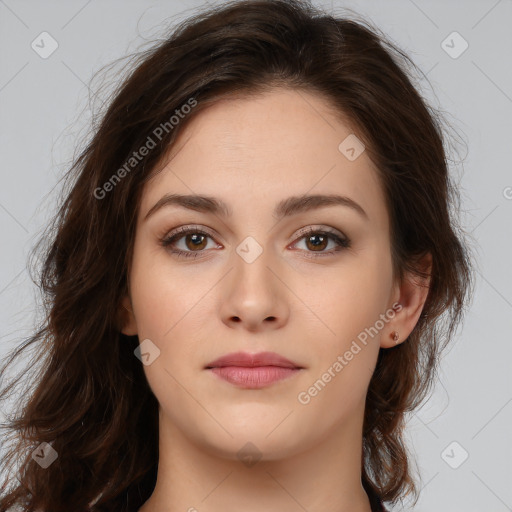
[0,0,474,511]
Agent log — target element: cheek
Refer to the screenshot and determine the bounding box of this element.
[303,254,392,340]
[129,240,202,337]
[129,259,209,405]
[129,256,227,400]
[297,268,387,415]
[294,258,393,403]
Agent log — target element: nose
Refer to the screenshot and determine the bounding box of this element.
[219,245,289,333]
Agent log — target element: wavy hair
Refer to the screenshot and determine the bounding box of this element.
[0,0,474,510]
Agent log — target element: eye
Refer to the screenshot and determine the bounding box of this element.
[160,226,219,259]
[160,225,351,260]
[289,226,351,259]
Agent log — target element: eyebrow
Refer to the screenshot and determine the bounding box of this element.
[144,193,369,222]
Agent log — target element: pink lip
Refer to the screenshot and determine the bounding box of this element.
[205,351,303,389]
[205,351,302,369]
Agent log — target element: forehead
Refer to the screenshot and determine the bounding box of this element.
[140,88,388,232]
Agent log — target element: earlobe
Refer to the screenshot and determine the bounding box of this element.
[119,295,138,336]
[381,252,432,349]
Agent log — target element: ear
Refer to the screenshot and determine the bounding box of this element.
[118,294,138,336]
[381,252,432,348]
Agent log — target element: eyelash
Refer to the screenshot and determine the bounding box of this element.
[160,225,351,260]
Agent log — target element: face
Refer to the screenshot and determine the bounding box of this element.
[121,87,405,461]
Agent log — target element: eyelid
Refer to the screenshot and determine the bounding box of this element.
[292,224,346,242]
[162,224,220,243]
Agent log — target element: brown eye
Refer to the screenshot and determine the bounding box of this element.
[161,227,218,259]
[291,227,351,258]
[304,233,329,252]
[183,233,208,251]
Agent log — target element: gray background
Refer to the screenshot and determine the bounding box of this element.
[1,1,511,510]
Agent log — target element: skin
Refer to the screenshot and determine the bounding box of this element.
[120,87,431,512]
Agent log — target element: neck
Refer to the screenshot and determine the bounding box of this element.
[140,407,373,512]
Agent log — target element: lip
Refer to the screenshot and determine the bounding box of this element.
[205,351,304,389]
[205,351,302,369]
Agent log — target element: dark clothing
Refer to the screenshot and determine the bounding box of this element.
[371,495,388,512]
[363,478,388,512]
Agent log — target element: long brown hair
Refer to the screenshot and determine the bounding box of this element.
[0,1,474,510]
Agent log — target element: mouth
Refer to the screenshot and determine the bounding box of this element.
[205,351,304,389]
[206,366,303,388]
